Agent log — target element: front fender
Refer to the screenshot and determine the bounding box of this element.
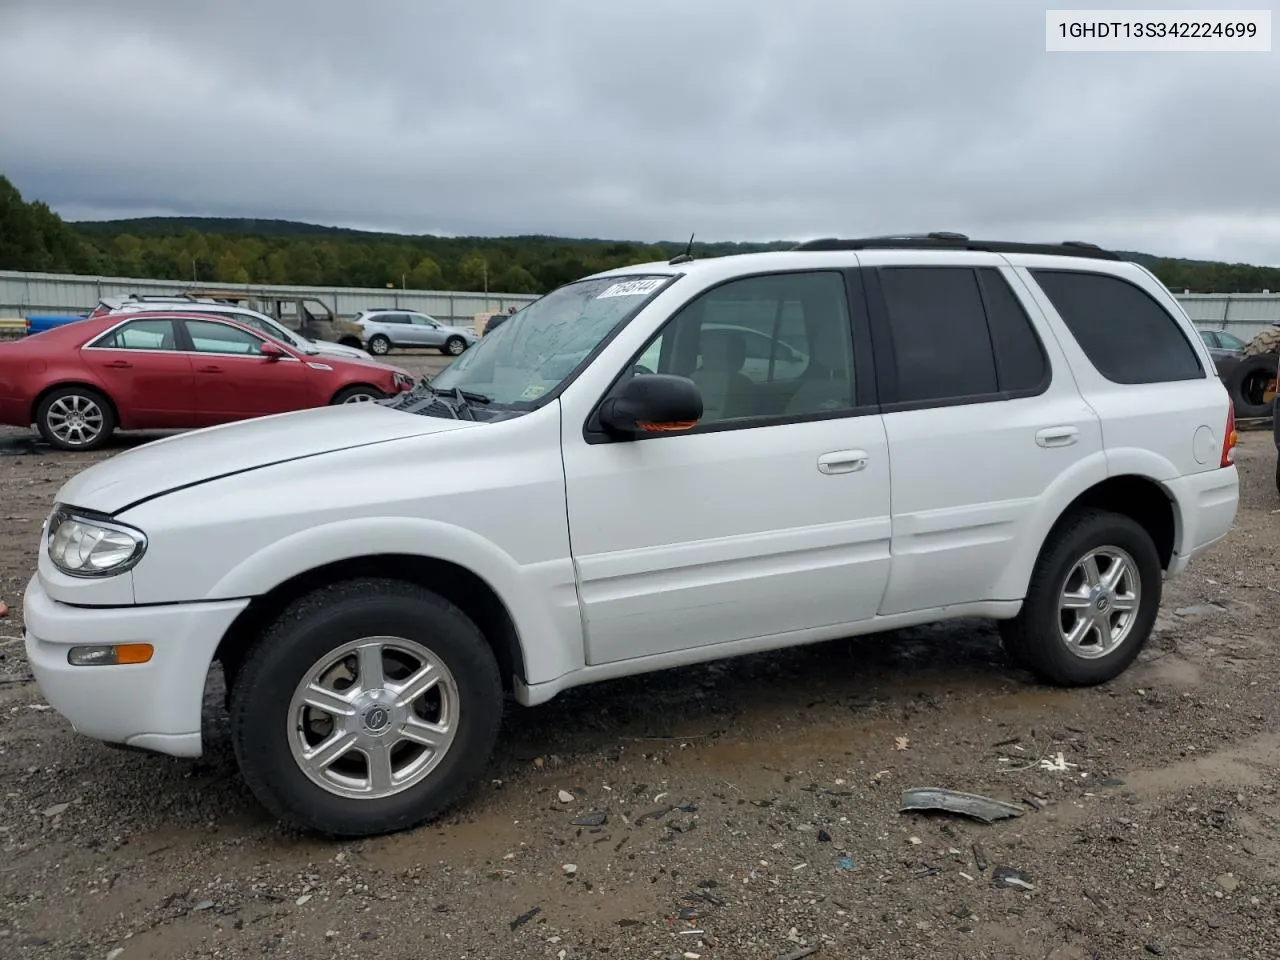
[203,516,584,686]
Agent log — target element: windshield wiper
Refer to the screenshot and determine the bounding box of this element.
[390,381,491,420]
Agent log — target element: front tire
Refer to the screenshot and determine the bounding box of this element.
[35,386,117,451]
[229,578,504,838]
[332,385,386,404]
[444,336,467,356]
[368,334,392,356]
[998,509,1161,686]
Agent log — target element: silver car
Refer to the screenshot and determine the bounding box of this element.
[354,310,479,357]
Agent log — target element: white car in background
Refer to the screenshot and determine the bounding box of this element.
[94,298,374,361]
[353,309,479,357]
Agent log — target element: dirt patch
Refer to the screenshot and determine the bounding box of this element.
[1,425,1279,959]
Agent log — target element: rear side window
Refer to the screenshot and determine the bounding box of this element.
[878,267,998,402]
[1031,270,1203,384]
[977,268,1049,393]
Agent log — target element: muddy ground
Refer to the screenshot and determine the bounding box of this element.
[2,367,1279,959]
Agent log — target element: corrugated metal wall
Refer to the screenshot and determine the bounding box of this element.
[0,270,541,327]
[3,269,1280,340]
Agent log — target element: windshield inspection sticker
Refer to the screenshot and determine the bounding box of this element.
[596,277,665,299]
[521,384,547,400]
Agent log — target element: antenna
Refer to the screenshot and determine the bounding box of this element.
[668,232,695,265]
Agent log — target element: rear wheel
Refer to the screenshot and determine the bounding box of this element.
[332,385,386,404]
[998,509,1160,686]
[368,334,392,356]
[35,386,116,451]
[444,336,467,356]
[229,578,504,837]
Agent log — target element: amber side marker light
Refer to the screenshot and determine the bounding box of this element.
[637,420,699,433]
[67,643,154,666]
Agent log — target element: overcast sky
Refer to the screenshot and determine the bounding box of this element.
[1,0,1277,263]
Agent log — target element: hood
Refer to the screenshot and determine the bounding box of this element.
[310,340,371,360]
[56,402,480,514]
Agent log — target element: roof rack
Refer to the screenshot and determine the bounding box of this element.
[790,232,1122,261]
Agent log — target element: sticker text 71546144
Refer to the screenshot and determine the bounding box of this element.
[596,278,666,299]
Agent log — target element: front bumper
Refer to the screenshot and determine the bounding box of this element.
[23,576,249,757]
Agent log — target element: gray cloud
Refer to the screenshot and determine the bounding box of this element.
[1,0,1276,262]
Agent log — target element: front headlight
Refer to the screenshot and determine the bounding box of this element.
[392,371,414,390]
[46,504,148,578]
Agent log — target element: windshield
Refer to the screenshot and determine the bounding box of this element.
[430,274,674,406]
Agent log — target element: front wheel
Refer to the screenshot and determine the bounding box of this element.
[444,336,467,356]
[229,578,504,837]
[332,385,386,404]
[998,508,1161,686]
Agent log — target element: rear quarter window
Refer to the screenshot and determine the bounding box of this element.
[1031,269,1203,384]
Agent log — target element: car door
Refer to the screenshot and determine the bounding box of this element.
[408,315,445,347]
[560,268,893,666]
[374,314,410,345]
[80,317,197,428]
[178,317,317,424]
[860,257,1105,616]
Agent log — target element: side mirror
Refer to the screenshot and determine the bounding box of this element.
[260,341,285,361]
[598,374,703,438]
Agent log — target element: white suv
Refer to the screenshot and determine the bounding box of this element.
[23,234,1239,838]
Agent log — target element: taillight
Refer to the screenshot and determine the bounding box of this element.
[1221,400,1237,467]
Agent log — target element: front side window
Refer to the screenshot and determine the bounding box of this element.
[627,271,855,426]
[1218,331,1246,350]
[92,318,176,351]
[184,318,268,355]
[431,274,675,406]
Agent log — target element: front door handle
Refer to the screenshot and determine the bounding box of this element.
[196,364,223,373]
[817,449,869,474]
[1036,425,1079,448]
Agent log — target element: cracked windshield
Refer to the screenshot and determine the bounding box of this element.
[429,274,674,407]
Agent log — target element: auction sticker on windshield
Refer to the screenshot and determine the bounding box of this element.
[596,278,666,298]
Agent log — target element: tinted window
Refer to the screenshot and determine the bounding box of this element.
[977,268,1049,393]
[879,267,997,402]
[185,319,266,355]
[635,271,855,425]
[377,314,409,324]
[94,318,175,350]
[1031,270,1203,384]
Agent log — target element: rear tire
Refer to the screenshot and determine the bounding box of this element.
[444,336,467,356]
[998,508,1161,686]
[35,386,117,451]
[368,334,392,356]
[229,578,504,838]
[332,385,386,404]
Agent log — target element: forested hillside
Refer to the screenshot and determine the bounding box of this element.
[3,174,1279,295]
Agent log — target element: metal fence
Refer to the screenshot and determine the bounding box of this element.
[0,269,541,328]
[3,269,1280,342]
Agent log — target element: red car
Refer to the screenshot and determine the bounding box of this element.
[0,311,415,450]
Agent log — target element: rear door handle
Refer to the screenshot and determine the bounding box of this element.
[1036,426,1079,448]
[196,365,223,373]
[102,360,132,369]
[817,449,869,474]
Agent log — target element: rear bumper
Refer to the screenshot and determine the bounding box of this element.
[23,576,249,757]
[1164,466,1239,576]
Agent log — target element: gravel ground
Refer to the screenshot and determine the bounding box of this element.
[2,369,1279,959]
